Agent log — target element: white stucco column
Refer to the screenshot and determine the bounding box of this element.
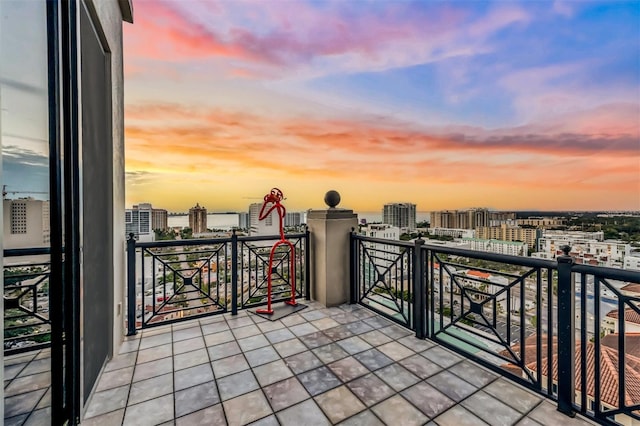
[307,191,357,307]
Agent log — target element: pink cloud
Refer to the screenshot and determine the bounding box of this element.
[124,1,489,78]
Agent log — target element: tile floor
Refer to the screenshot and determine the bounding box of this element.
[5,302,597,425]
[4,348,51,425]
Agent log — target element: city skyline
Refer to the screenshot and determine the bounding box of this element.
[3,0,640,211]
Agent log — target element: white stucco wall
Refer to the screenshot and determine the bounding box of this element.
[85,0,129,361]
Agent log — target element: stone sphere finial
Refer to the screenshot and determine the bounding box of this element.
[324,190,341,208]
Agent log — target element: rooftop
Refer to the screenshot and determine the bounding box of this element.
[605,307,640,325]
[5,302,597,425]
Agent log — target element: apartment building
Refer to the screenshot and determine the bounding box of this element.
[249,202,278,236]
[383,202,416,231]
[238,212,250,230]
[3,198,50,249]
[534,231,630,267]
[462,238,529,256]
[189,202,207,234]
[285,212,303,227]
[516,217,566,228]
[476,224,540,250]
[125,204,153,242]
[428,227,475,239]
[429,208,506,230]
[151,207,168,230]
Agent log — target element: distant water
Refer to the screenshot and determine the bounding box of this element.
[168,213,239,230]
[167,211,430,229]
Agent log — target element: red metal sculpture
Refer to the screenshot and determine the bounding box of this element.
[255,188,298,315]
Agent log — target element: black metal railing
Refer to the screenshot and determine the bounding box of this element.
[351,233,640,425]
[3,248,53,355]
[127,230,310,333]
[351,234,416,329]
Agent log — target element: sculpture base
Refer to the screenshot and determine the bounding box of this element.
[252,302,308,321]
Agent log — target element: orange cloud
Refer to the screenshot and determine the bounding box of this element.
[124,102,640,211]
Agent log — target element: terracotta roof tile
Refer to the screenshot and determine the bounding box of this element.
[620,283,640,294]
[467,270,491,279]
[605,307,640,325]
[501,334,640,408]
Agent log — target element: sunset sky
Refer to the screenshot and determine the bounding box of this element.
[123,0,640,212]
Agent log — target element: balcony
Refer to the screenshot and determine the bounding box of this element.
[78,301,594,425]
[5,228,639,425]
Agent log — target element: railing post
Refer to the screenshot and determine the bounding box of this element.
[557,245,576,417]
[126,233,137,336]
[231,230,238,315]
[350,228,358,304]
[305,226,311,300]
[412,236,426,339]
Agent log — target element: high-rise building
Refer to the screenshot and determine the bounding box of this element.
[238,212,250,230]
[151,208,168,230]
[126,203,167,239]
[248,202,278,236]
[126,204,153,242]
[430,208,506,230]
[382,203,416,231]
[189,203,207,234]
[3,198,50,249]
[285,212,302,227]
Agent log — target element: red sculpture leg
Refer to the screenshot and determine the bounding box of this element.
[255,187,299,315]
[256,244,278,315]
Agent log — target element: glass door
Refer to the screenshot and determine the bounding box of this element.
[1,0,81,423]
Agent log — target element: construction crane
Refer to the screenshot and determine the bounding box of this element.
[2,185,48,199]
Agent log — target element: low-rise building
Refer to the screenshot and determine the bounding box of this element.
[428,227,475,239]
[516,217,566,228]
[361,223,400,240]
[624,254,640,271]
[602,307,640,335]
[476,224,539,250]
[463,238,528,257]
[535,231,630,268]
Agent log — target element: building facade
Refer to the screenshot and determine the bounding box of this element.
[534,231,630,268]
[238,212,250,230]
[383,202,416,231]
[125,204,153,242]
[285,212,302,228]
[361,223,400,240]
[476,224,540,250]
[3,198,50,249]
[0,0,133,422]
[428,227,476,239]
[360,224,401,266]
[516,217,566,228]
[430,208,502,230]
[151,208,168,230]
[625,255,640,271]
[189,203,207,234]
[248,202,278,236]
[463,238,529,256]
